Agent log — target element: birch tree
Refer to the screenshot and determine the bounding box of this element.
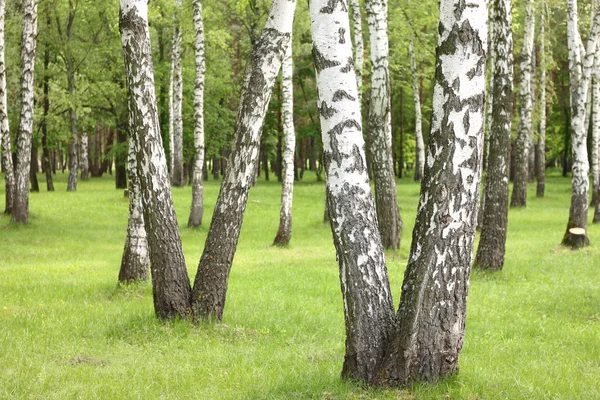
[510,0,535,208]
[80,134,89,180]
[0,0,14,215]
[11,0,38,224]
[474,0,512,271]
[562,0,600,248]
[273,36,295,246]
[536,3,548,198]
[366,0,402,250]
[120,0,191,318]
[170,0,185,187]
[187,0,205,228]
[408,22,424,181]
[190,0,296,321]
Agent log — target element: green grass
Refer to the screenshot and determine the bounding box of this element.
[0,171,599,399]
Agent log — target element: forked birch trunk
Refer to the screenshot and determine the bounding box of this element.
[188,0,206,228]
[310,0,395,382]
[366,0,402,250]
[191,0,296,321]
[171,0,185,187]
[382,0,487,384]
[409,38,425,181]
[0,0,14,214]
[536,3,547,198]
[119,137,150,283]
[510,0,534,208]
[11,0,38,224]
[273,36,295,246]
[474,0,513,271]
[120,0,192,319]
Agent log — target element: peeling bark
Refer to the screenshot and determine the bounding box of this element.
[120,0,191,319]
[11,0,38,224]
[188,0,206,228]
[0,0,14,214]
[190,0,296,321]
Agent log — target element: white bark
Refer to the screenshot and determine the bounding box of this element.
[536,3,547,198]
[273,36,295,246]
[80,133,89,180]
[168,56,174,179]
[0,0,14,214]
[188,0,206,228]
[171,0,184,187]
[11,0,38,224]
[592,53,600,213]
[409,38,425,181]
[349,0,364,102]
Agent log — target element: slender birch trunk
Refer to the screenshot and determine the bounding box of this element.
[474,0,512,271]
[510,0,535,208]
[381,0,487,384]
[11,0,38,224]
[273,36,295,246]
[536,3,547,198]
[191,0,296,321]
[0,0,14,214]
[41,14,54,192]
[562,0,600,248]
[168,57,174,178]
[188,0,206,228]
[120,0,192,319]
[119,137,150,283]
[409,38,425,181]
[366,0,402,250]
[528,45,537,183]
[310,0,395,382]
[80,134,89,180]
[171,0,184,187]
[349,0,364,102]
[66,6,78,192]
[592,56,600,217]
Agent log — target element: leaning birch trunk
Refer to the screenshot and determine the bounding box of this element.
[188,0,206,228]
[119,137,150,283]
[11,0,37,224]
[562,0,600,248]
[510,0,535,208]
[120,0,192,319]
[171,0,185,187]
[381,0,487,385]
[80,133,89,180]
[0,0,14,215]
[536,3,547,198]
[474,0,513,271]
[366,0,402,250]
[273,37,295,246]
[190,0,296,321]
[310,0,395,382]
[409,38,425,181]
[349,0,364,102]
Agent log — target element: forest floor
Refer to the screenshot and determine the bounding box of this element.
[0,170,599,399]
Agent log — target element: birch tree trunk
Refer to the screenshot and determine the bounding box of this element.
[119,137,150,283]
[310,0,396,382]
[188,0,206,228]
[171,0,185,187]
[510,0,535,208]
[562,0,600,248]
[120,0,192,319]
[381,0,487,385]
[0,0,14,214]
[474,0,512,271]
[11,0,38,224]
[349,0,364,102]
[409,38,425,181]
[190,0,296,321]
[592,58,600,217]
[536,4,547,198]
[41,15,54,192]
[66,6,78,192]
[366,0,402,250]
[80,134,89,180]
[273,36,295,246]
[67,130,78,191]
[168,57,174,178]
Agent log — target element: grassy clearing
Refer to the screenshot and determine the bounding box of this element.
[0,171,599,399]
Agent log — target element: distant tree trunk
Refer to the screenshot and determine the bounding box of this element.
[190,0,296,321]
[171,0,184,187]
[0,0,14,213]
[11,0,38,224]
[188,0,206,228]
[398,86,404,178]
[562,0,600,248]
[409,38,425,181]
[528,45,537,183]
[510,0,535,208]
[310,0,396,382]
[41,14,54,192]
[168,54,174,179]
[593,62,600,219]
[474,0,513,271]
[119,137,150,284]
[536,4,547,198]
[381,0,487,385]
[67,132,78,191]
[120,0,191,319]
[366,0,402,250]
[29,146,39,192]
[273,37,295,246]
[80,133,89,181]
[115,124,127,189]
[66,14,78,192]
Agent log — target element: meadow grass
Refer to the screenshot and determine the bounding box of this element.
[0,170,598,399]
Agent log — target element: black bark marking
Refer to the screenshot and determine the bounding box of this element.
[338,27,346,44]
[319,101,336,119]
[454,0,467,21]
[313,46,341,73]
[320,0,348,14]
[333,90,356,102]
[340,57,353,73]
